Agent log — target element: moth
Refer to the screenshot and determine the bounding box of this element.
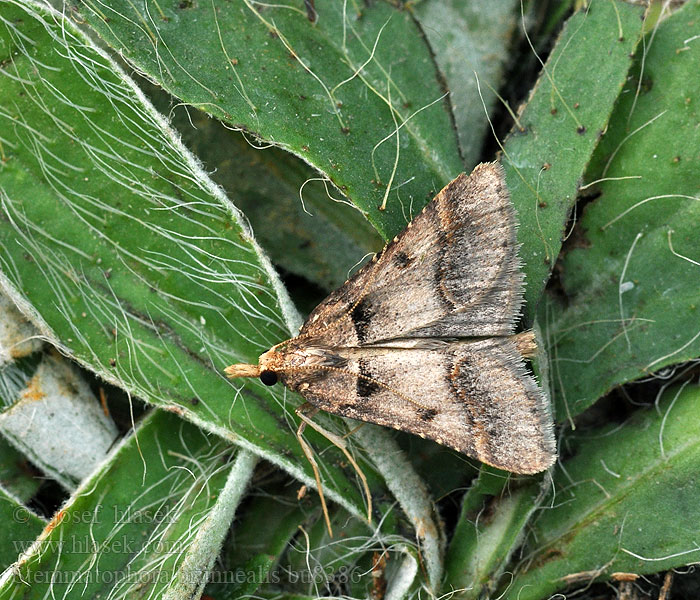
[226,163,556,475]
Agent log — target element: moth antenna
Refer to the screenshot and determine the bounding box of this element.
[512,330,537,359]
[295,404,334,538]
[224,363,260,378]
[268,336,296,352]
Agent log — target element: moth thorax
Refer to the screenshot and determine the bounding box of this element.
[258,347,290,372]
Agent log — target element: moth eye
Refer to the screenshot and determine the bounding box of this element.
[259,370,278,386]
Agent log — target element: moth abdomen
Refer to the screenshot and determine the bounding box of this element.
[306,349,348,369]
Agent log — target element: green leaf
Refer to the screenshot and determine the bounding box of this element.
[354,423,445,589]
[439,8,646,595]
[443,468,543,599]
[413,0,518,168]
[78,0,464,240]
[0,6,444,595]
[206,484,306,599]
[507,383,700,600]
[0,410,256,599]
[207,473,416,599]
[545,1,700,418]
[0,484,44,572]
[282,505,381,597]
[0,0,373,516]
[159,101,382,293]
[502,0,645,320]
[0,435,42,503]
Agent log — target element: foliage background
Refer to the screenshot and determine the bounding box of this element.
[0,0,698,599]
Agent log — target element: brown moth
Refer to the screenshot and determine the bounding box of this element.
[226,162,556,474]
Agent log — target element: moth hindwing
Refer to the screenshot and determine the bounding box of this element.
[226,162,556,474]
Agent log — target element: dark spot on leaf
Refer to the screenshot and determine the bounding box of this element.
[303,0,317,22]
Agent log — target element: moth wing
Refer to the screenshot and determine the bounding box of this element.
[281,339,556,474]
[298,162,523,347]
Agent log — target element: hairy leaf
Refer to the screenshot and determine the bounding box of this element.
[0,484,44,572]
[78,0,464,239]
[502,0,644,320]
[443,467,543,599]
[508,384,700,599]
[413,0,518,168]
[546,1,700,419]
[0,411,255,599]
[159,102,382,294]
[0,0,374,515]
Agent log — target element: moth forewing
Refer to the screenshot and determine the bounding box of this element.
[226,162,556,475]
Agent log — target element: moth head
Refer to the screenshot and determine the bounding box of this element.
[257,347,287,386]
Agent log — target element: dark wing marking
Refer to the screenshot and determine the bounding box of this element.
[280,339,556,474]
[298,163,523,347]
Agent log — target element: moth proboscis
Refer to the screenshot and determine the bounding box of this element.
[226,162,556,532]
